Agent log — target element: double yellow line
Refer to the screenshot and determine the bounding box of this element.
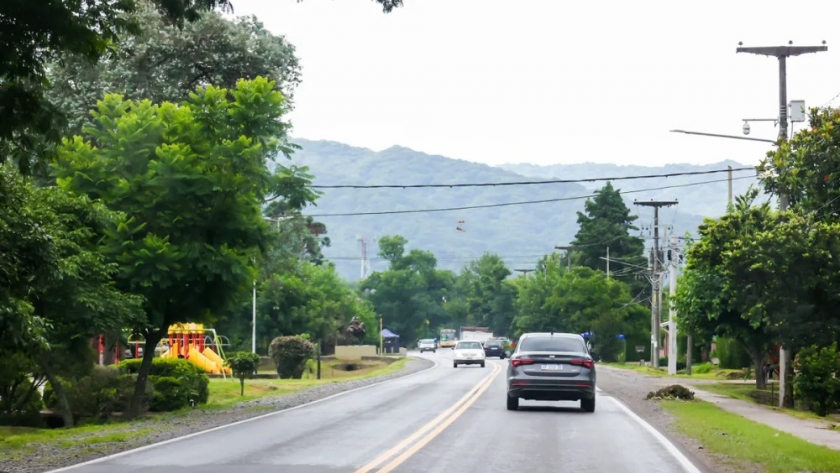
[354,362,502,473]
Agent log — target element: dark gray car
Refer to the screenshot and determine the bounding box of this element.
[506,332,597,412]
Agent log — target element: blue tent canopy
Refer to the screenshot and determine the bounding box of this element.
[381,328,399,338]
[581,332,625,340]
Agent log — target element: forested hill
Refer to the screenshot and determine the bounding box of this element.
[286,138,762,281]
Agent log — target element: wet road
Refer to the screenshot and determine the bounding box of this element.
[49,351,705,473]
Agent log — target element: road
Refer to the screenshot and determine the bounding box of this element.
[49,351,705,473]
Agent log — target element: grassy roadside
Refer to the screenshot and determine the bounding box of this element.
[699,382,840,428]
[601,362,744,380]
[661,400,840,473]
[0,357,408,460]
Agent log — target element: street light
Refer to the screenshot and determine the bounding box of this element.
[252,215,295,354]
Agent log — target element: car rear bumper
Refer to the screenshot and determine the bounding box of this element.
[507,379,595,401]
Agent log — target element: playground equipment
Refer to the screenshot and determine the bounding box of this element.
[159,323,232,376]
[120,324,233,376]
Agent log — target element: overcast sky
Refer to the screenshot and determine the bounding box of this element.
[230,0,840,168]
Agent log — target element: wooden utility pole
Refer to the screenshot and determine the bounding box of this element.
[554,245,580,271]
[737,42,827,409]
[634,200,678,369]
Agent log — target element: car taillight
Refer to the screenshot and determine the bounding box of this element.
[510,357,535,367]
[570,359,594,370]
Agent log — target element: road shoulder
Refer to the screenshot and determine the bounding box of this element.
[597,365,761,473]
[1,357,435,473]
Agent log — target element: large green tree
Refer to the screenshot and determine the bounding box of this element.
[1,0,230,173]
[29,187,144,426]
[672,192,777,388]
[52,77,317,416]
[47,0,302,137]
[0,165,55,352]
[513,258,645,361]
[361,235,456,344]
[456,253,516,336]
[571,182,647,294]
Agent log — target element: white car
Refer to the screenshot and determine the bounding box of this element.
[418,339,436,353]
[453,340,486,368]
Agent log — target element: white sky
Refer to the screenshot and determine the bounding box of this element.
[229,0,840,167]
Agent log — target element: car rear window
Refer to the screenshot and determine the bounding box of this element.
[519,337,586,353]
[485,340,503,346]
[457,341,482,350]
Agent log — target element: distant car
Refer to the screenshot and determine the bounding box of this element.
[506,332,596,412]
[417,339,436,353]
[483,339,506,359]
[453,340,486,368]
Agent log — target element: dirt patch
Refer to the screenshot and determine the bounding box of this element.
[646,384,695,401]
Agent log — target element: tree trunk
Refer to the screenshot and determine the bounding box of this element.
[127,328,163,419]
[240,377,245,396]
[39,359,75,428]
[781,347,795,408]
[751,353,767,390]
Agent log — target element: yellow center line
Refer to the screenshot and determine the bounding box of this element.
[375,363,502,473]
[353,362,500,473]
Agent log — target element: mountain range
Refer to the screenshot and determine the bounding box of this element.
[285,138,767,281]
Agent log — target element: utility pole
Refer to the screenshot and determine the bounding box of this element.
[728,165,733,206]
[554,245,579,271]
[357,236,371,280]
[634,200,678,369]
[379,316,384,355]
[667,233,679,375]
[738,42,827,409]
[605,247,610,279]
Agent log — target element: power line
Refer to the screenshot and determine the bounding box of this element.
[311,167,755,189]
[308,176,754,217]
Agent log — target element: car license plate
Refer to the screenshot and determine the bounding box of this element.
[541,364,561,371]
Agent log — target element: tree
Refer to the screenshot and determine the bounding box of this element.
[758,106,840,222]
[1,0,230,173]
[52,77,317,417]
[571,182,647,299]
[29,186,144,427]
[297,0,404,12]
[47,1,302,137]
[456,253,516,335]
[251,261,378,352]
[512,256,643,361]
[225,352,261,396]
[0,164,57,352]
[361,235,455,343]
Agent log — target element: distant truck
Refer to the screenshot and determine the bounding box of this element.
[459,326,493,344]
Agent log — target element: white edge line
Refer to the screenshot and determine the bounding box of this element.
[44,357,439,473]
[596,387,703,473]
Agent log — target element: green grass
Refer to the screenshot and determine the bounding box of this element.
[601,362,744,380]
[0,356,409,458]
[209,357,407,406]
[661,400,840,473]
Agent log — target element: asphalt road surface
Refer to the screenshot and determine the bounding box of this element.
[49,351,706,473]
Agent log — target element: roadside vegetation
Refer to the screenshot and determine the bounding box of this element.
[662,400,840,473]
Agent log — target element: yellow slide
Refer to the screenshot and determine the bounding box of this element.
[187,346,221,374]
[203,347,232,375]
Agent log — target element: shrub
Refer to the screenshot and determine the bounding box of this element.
[149,376,191,412]
[225,351,261,396]
[118,358,210,410]
[0,379,44,427]
[43,366,151,420]
[0,353,44,427]
[269,336,315,379]
[793,343,840,417]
